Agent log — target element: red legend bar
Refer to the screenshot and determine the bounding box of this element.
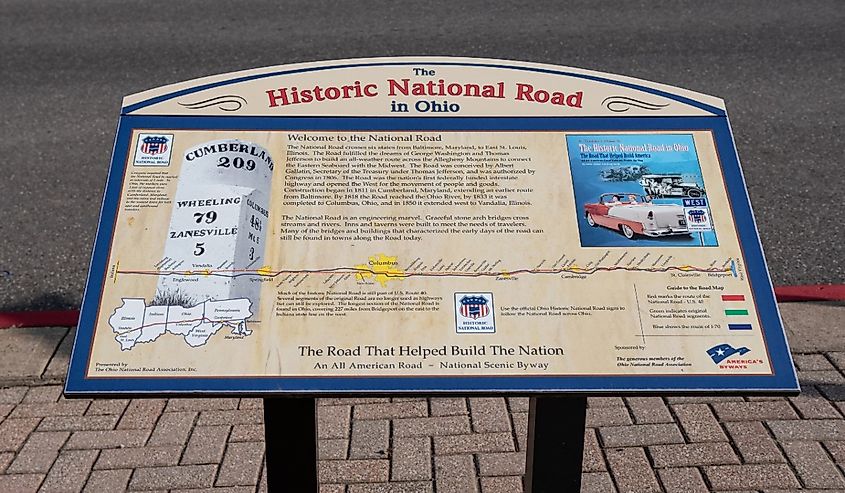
[721,294,746,302]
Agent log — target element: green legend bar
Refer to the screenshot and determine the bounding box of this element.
[725,309,749,316]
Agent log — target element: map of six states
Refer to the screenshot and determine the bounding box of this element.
[93,128,772,379]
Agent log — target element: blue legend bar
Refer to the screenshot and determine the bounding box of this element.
[728,324,753,331]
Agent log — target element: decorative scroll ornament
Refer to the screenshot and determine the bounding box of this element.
[178,95,247,112]
[602,96,669,113]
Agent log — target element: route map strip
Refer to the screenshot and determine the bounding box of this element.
[117,264,733,279]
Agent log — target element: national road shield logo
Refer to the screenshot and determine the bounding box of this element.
[133,133,174,166]
[682,199,713,232]
[141,135,169,155]
[459,295,489,319]
[454,293,495,333]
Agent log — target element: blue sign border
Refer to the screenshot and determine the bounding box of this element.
[65,115,799,395]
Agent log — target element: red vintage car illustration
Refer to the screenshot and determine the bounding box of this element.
[584,193,690,239]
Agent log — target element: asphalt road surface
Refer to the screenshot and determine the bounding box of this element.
[0,1,842,311]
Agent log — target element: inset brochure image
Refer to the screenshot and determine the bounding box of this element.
[567,133,717,248]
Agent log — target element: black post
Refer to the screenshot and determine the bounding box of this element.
[263,397,319,492]
[524,396,588,493]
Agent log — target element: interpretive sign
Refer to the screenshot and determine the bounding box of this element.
[65,57,798,395]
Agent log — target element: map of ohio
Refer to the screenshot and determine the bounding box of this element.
[109,298,252,350]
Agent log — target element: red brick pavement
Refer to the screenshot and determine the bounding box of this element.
[0,304,843,491]
[0,368,841,492]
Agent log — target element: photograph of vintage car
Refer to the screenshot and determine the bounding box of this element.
[639,174,706,198]
[584,193,690,239]
[568,134,718,247]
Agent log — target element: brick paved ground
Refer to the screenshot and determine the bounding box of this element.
[0,302,843,492]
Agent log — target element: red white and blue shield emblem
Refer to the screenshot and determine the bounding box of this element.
[141,136,169,155]
[459,295,489,319]
[688,209,707,223]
